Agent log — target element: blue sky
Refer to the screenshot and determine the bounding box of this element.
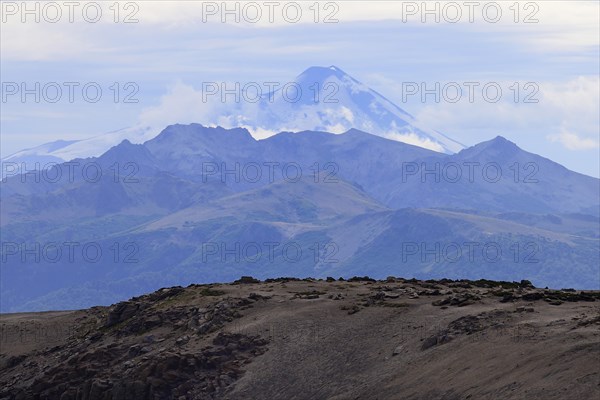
[1,1,599,176]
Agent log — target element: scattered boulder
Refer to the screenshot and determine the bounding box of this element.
[248,293,272,301]
[516,307,535,313]
[105,301,141,328]
[294,290,324,300]
[393,345,404,356]
[522,293,544,301]
[432,293,480,307]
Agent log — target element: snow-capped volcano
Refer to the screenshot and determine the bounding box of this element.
[1,66,464,171]
[215,65,464,153]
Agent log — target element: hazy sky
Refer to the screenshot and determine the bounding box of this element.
[1,1,599,177]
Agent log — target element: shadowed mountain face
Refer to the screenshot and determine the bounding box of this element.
[1,124,598,311]
[382,136,600,214]
[79,124,596,214]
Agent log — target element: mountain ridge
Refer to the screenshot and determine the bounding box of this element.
[1,124,598,312]
[1,66,465,171]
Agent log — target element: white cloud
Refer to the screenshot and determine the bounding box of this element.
[384,131,445,152]
[548,130,599,151]
[137,82,214,128]
[0,23,91,61]
[408,76,600,145]
[2,1,597,63]
[541,76,600,134]
[339,106,355,124]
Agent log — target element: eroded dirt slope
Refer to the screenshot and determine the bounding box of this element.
[1,277,599,400]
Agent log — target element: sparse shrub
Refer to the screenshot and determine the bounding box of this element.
[519,280,535,289]
[348,276,376,283]
[234,276,261,284]
[199,288,225,297]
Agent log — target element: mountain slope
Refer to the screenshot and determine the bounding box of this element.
[1,125,598,311]
[383,136,600,214]
[2,279,599,400]
[2,188,597,312]
[142,175,387,231]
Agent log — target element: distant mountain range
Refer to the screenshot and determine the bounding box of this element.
[1,66,464,174]
[1,124,598,312]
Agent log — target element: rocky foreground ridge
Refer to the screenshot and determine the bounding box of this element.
[1,277,599,400]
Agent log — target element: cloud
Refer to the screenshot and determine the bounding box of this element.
[547,130,599,151]
[0,23,91,62]
[541,76,600,134]
[2,1,597,64]
[137,82,213,128]
[384,131,444,152]
[408,76,600,145]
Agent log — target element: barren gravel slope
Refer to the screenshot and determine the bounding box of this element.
[1,278,599,400]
